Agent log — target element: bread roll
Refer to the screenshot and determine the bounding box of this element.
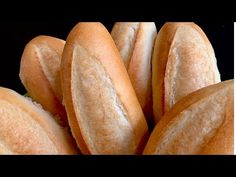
[111,22,157,122]
[143,80,233,155]
[61,22,149,154]
[152,22,221,124]
[0,87,78,154]
[19,35,67,126]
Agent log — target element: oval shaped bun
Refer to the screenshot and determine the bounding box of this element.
[19,35,67,126]
[143,80,233,155]
[111,22,157,123]
[152,22,221,124]
[61,22,148,154]
[0,87,78,154]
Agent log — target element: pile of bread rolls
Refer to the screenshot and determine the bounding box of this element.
[0,22,233,155]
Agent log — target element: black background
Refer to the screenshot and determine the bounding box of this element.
[0,20,234,95]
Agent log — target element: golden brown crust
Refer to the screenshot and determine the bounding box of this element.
[111,22,157,123]
[111,22,140,68]
[0,87,78,155]
[143,80,233,155]
[19,35,67,126]
[152,22,221,124]
[61,22,148,154]
[198,90,234,154]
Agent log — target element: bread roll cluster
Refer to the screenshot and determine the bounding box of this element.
[0,22,233,155]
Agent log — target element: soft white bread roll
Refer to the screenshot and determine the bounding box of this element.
[152,22,221,124]
[61,22,149,154]
[0,87,78,154]
[19,35,67,126]
[111,22,157,122]
[143,80,233,155]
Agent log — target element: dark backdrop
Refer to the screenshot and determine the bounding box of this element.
[0,20,234,95]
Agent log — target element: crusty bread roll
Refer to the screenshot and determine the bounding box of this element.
[152,22,221,124]
[61,22,149,154]
[19,35,67,126]
[143,79,233,155]
[0,87,78,154]
[111,22,157,122]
